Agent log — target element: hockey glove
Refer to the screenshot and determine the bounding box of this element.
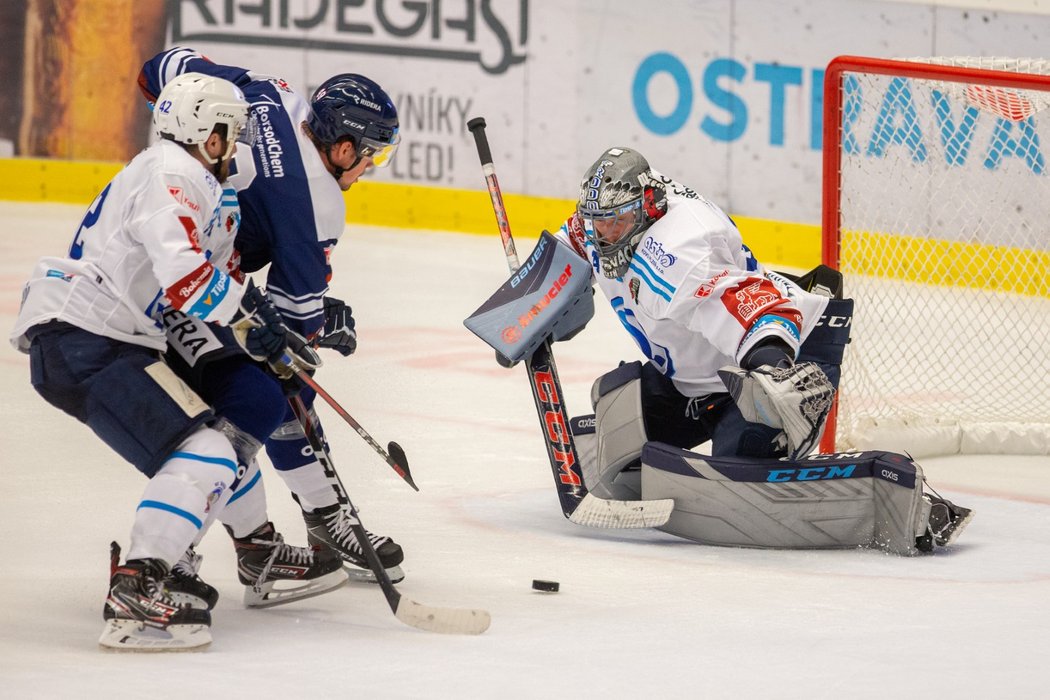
[267,328,323,380]
[231,281,289,364]
[718,361,835,460]
[316,296,357,356]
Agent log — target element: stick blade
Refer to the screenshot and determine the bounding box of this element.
[394,598,492,635]
[388,441,418,491]
[567,493,675,529]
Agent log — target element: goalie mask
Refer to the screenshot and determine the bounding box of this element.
[577,147,667,279]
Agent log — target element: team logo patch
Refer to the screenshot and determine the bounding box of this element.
[629,277,641,302]
[205,482,228,513]
[722,277,786,327]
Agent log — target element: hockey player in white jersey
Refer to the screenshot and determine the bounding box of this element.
[139,48,405,586]
[9,73,343,651]
[470,146,972,554]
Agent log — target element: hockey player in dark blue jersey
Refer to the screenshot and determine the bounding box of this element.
[139,48,406,596]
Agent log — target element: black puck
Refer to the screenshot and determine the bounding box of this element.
[532,579,559,593]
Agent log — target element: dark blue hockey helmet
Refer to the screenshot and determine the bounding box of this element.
[308,73,400,167]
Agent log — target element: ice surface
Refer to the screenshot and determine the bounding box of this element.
[1,202,1047,699]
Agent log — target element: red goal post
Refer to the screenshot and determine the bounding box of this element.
[820,55,1050,457]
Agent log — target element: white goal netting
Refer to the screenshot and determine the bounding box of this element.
[825,56,1050,457]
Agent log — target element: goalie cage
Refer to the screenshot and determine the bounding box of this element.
[821,55,1050,458]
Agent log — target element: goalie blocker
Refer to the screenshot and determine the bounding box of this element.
[464,231,594,364]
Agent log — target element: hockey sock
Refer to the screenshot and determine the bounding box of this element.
[267,418,339,512]
[273,461,339,512]
[217,458,270,538]
[127,427,238,565]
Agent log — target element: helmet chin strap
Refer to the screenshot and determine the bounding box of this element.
[198,138,233,178]
[326,144,361,181]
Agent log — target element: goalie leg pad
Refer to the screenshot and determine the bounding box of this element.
[581,361,649,500]
[640,444,932,555]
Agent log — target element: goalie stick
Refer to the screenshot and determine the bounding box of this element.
[288,395,491,635]
[466,116,674,529]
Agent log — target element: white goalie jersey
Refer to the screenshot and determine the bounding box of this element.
[10,141,245,353]
[556,177,830,397]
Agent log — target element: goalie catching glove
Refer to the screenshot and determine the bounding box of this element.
[231,280,322,378]
[718,358,835,461]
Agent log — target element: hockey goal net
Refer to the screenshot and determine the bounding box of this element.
[822,56,1050,457]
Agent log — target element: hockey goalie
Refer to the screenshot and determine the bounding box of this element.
[466,146,973,555]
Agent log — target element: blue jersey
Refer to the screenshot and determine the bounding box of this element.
[140,47,346,338]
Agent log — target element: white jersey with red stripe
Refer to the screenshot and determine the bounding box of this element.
[10,140,245,353]
[556,175,829,397]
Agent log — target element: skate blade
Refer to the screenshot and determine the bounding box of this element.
[98,619,211,652]
[244,569,348,608]
[939,509,975,547]
[344,564,405,585]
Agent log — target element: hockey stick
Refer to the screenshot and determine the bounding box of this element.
[288,395,492,635]
[466,117,674,529]
[290,368,418,491]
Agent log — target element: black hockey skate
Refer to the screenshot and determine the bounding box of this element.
[164,546,219,611]
[100,544,211,652]
[303,503,406,584]
[229,522,347,608]
[916,495,974,552]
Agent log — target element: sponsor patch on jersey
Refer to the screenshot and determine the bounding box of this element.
[168,262,217,308]
[324,245,334,284]
[45,269,74,282]
[184,268,232,320]
[638,238,677,272]
[227,249,244,282]
[721,277,797,327]
[178,216,203,252]
[740,313,802,348]
[652,173,700,200]
[168,186,200,213]
[694,269,729,298]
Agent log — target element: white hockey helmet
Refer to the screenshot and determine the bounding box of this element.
[152,72,254,164]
